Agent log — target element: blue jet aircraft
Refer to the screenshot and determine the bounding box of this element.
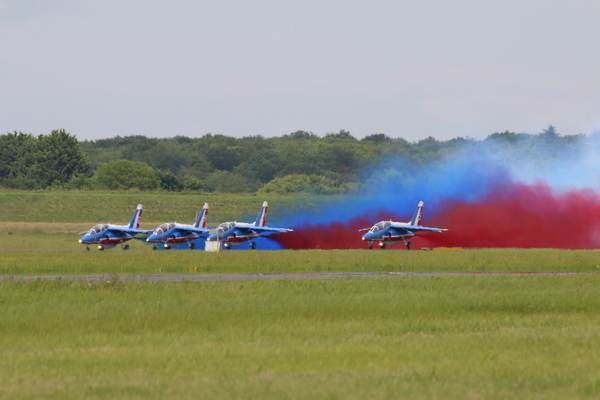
[78,204,152,251]
[146,203,210,250]
[206,201,292,249]
[359,201,446,250]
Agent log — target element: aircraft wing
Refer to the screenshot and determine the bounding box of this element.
[235,226,293,235]
[170,226,210,237]
[107,227,153,235]
[389,224,447,233]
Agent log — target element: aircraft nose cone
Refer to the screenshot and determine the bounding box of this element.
[146,235,157,242]
[362,232,378,241]
[80,235,93,243]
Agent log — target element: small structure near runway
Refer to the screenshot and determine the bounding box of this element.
[205,241,220,252]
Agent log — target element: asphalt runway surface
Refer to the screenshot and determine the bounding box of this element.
[1,271,598,283]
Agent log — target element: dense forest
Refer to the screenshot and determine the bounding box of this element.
[0,126,587,193]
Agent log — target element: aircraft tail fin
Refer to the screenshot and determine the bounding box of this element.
[254,201,268,227]
[409,201,424,226]
[194,203,209,228]
[128,204,143,229]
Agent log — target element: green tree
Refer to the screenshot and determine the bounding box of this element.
[32,129,91,187]
[0,132,37,186]
[361,133,391,143]
[94,160,160,190]
[203,171,256,193]
[156,170,184,192]
[181,175,204,191]
[259,174,352,194]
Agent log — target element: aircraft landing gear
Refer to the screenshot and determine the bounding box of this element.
[403,240,411,250]
[85,245,90,251]
[250,242,256,250]
[98,245,105,251]
[368,242,373,249]
[189,242,196,250]
[223,243,231,249]
[379,243,386,249]
[122,244,129,250]
[164,244,171,250]
[152,245,158,250]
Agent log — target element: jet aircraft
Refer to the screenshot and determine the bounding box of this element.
[146,203,210,250]
[359,201,446,249]
[78,204,152,251]
[206,201,292,249]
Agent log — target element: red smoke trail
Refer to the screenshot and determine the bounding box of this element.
[427,182,600,249]
[273,182,600,250]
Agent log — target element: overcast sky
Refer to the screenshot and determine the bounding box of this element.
[1,0,599,141]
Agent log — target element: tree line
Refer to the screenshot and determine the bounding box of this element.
[0,126,586,193]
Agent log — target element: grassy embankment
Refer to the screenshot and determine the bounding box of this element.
[1,276,600,399]
[0,190,325,225]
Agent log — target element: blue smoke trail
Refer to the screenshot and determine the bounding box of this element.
[280,132,600,228]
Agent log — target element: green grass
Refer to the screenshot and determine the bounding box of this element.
[1,276,600,399]
[3,190,600,399]
[0,190,329,223]
[2,245,600,275]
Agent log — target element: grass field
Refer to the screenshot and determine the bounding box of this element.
[1,276,600,399]
[0,190,327,224]
[3,191,600,399]
[2,247,600,275]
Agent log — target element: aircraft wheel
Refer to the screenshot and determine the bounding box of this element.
[86,246,90,251]
[368,243,372,249]
[406,242,411,250]
[224,243,230,249]
[189,243,196,250]
[98,245,105,251]
[380,243,386,249]
[152,245,157,251]
[122,244,130,250]
[250,242,256,250]
[164,244,171,250]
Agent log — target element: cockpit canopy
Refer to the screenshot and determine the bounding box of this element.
[153,223,176,235]
[88,224,109,235]
[369,221,391,233]
[216,222,235,233]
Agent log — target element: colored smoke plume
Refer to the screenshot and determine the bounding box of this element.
[427,182,600,249]
[273,134,600,250]
[273,182,600,250]
[178,133,600,251]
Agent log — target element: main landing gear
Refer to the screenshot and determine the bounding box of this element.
[366,241,412,250]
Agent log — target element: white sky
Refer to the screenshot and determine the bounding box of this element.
[1,0,599,141]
